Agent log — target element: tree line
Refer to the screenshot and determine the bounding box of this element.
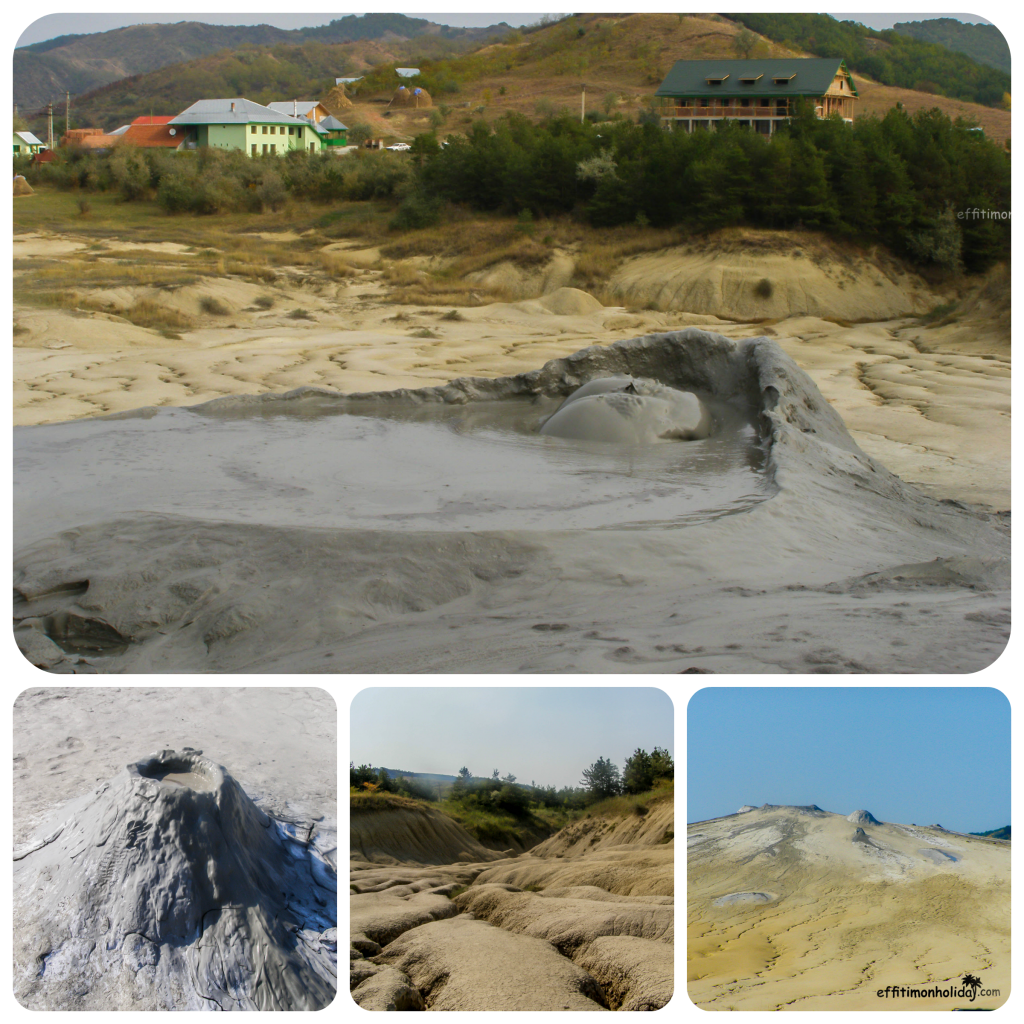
[350,745,673,814]
[18,101,1008,274]
[406,104,1009,272]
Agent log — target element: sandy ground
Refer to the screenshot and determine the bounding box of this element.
[11,232,1010,674]
[13,687,336,845]
[688,805,1009,1010]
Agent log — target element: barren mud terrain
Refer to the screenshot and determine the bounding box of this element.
[350,797,674,1010]
[12,219,1010,673]
[688,804,1009,1010]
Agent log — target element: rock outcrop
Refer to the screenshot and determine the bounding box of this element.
[350,797,674,1010]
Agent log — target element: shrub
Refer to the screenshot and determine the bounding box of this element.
[390,190,443,230]
[754,277,774,299]
[254,294,276,309]
[109,146,151,201]
[157,172,203,214]
[199,296,230,316]
[256,170,287,212]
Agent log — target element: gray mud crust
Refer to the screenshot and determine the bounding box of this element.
[13,748,337,1010]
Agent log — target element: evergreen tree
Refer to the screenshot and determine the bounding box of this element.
[622,748,654,794]
[580,757,622,799]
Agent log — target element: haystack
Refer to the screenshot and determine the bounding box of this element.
[13,175,34,197]
[390,85,432,109]
[322,83,354,112]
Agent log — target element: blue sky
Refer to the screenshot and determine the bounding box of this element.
[350,687,673,789]
[14,10,998,48]
[688,688,1010,833]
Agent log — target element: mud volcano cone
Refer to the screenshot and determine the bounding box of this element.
[14,748,336,1011]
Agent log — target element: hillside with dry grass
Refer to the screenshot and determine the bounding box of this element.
[40,13,1009,146]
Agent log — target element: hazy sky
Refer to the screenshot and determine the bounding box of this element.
[13,9,999,48]
[688,688,1010,833]
[350,687,674,789]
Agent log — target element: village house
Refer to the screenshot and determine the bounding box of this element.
[267,100,333,123]
[116,114,190,150]
[59,127,119,150]
[168,98,323,155]
[13,130,45,155]
[315,115,349,148]
[655,57,857,135]
[268,100,348,147]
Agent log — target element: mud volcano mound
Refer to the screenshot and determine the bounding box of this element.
[847,809,882,825]
[14,327,1010,673]
[13,748,336,1010]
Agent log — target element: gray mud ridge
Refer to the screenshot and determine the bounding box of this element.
[13,749,337,1010]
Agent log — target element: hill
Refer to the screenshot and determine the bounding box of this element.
[14,14,513,115]
[690,803,1009,1009]
[970,825,1010,840]
[41,13,1009,148]
[893,18,1011,74]
[350,793,511,865]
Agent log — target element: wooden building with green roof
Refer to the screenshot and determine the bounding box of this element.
[655,57,857,135]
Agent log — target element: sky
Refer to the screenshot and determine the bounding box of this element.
[688,688,1010,833]
[350,687,674,790]
[12,8,999,48]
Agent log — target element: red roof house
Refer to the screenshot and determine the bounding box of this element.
[119,122,189,148]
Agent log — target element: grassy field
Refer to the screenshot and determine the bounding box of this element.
[14,185,698,315]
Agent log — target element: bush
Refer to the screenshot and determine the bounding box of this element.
[390,190,443,230]
[256,169,287,212]
[156,172,204,214]
[754,277,774,299]
[109,146,151,201]
[906,207,963,273]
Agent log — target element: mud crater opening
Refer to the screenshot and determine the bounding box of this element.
[136,754,217,792]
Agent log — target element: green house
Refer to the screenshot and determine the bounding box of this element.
[316,115,349,148]
[655,58,857,135]
[13,130,45,155]
[168,98,323,156]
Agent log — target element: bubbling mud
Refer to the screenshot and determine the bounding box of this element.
[540,375,713,443]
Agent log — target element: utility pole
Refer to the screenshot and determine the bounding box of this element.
[581,83,586,123]
[47,102,53,149]
[66,90,70,134]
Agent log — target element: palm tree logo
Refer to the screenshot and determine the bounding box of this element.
[961,974,982,999]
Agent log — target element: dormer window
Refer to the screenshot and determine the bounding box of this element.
[772,74,796,85]
[705,74,729,85]
[739,74,763,84]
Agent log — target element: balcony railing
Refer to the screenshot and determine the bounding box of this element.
[658,105,789,119]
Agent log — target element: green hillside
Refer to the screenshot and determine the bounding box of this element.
[730,12,1009,107]
[893,18,1010,74]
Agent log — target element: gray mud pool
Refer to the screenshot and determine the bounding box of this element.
[13,388,768,546]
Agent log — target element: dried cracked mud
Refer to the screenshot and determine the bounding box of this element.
[349,801,674,1011]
